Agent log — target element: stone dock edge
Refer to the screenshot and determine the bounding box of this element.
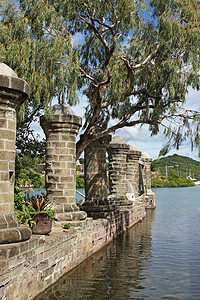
[0,206,145,299]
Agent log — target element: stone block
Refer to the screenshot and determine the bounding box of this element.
[0,119,7,128]
[0,204,9,214]
[61,134,76,142]
[0,194,12,205]
[48,190,64,197]
[67,162,76,169]
[46,134,59,141]
[67,142,75,149]
[53,197,68,205]
[46,154,58,161]
[51,141,66,148]
[60,176,74,183]
[53,204,64,214]
[54,169,71,176]
[0,151,15,161]
[7,120,16,131]
[19,242,29,253]
[8,245,19,258]
[0,75,9,87]
[5,141,15,150]
[0,172,9,181]
[47,175,60,183]
[55,148,69,155]
[69,149,76,155]
[0,130,15,140]
[58,155,72,161]
[0,182,10,193]
[0,246,7,260]
[64,190,75,197]
[0,161,8,172]
[51,162,67,169]
[55,183,66,190]
[6,214,18,228]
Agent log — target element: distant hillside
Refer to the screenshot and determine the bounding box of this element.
[151,154,200,187]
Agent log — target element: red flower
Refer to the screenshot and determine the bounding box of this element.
[24,190,29,194]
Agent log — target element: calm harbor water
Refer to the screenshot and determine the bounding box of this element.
[36,186,200,300]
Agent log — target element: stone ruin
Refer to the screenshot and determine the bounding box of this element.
[0,63,156,299]
[0,63,31,244]
[0,63,155,242]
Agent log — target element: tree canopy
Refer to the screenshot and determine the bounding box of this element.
[0,0,200,158]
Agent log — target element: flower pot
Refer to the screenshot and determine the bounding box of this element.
[31,213,52,235]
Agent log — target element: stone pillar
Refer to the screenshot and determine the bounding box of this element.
[107,136,132,206]
[0,63,31,244]
[81,135,115,218]
[126,145,142,204]
[40,104,87,222]
[141,152,156,209]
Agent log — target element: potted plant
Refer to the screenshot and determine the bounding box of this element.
[15,189,55,235]
[26,193,55,234]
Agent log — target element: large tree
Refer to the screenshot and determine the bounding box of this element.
[1,0,200,158]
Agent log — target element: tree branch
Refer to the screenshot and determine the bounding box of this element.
[79,66,98,87]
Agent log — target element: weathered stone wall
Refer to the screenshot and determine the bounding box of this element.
[40,104,86,222]
[0,207,146,300]
[140,152,156,209]
[0,64,154,300]
[126,145,142,203]
[107,136,134,207]
[81,135,117,218]
[0,63,31,244]
[84,136,110,204]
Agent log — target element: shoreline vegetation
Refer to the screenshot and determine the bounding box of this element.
[151,154,200,188]
[16,154,200,191]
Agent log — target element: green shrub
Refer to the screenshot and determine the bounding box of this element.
[14,190,55,227]
[63,223,71,229]
[76,174,85,188]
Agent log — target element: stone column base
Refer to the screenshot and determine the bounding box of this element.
[54,210,87,222]
[107,195,134,206]
[0,214,31,244]
[80,202,117,219]
[144,193,156,209]
[143,191,156,209]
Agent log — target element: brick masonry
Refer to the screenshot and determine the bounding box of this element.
[40,104,87,222]
[126,144,142,204]
[107,136,133,206]
[81,135,117,218]
[0,64,155,299]
[0,207,146,300]
[141,152,156,209]
[0,63,31,243]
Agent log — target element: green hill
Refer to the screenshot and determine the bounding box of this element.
[151,154,200,187]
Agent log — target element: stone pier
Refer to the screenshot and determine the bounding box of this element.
[140,152,156,208]
[0,63,31,244]
[40,104,87,223]
[81,136,116,218]
[126,145,142,204]
[107,136,133,207]
[0,65,152,300]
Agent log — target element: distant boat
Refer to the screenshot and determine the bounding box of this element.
[193,179,200,185]
[187,176,200,185]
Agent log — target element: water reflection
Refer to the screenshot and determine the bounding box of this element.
[36,210,155,300]
[34,187,200,299]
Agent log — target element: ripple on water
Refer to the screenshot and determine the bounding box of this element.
[35,186,200,300]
